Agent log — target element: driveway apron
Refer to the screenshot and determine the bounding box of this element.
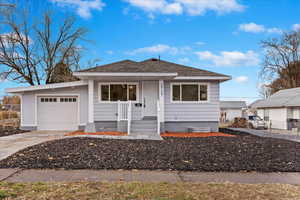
[0,131,66,160]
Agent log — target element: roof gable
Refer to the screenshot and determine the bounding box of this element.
[78,58,230,78]
[220,101,247,109]
[254,87,300,108]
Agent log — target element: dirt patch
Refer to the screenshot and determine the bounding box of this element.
[161,132,235,138]
[65,131,127,136]
[1,134,300,172]
[0,128,29,137]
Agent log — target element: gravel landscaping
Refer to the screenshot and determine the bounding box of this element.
[1,133,300,172]
[0,128,29,137]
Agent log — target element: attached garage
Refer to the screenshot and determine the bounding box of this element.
[37,96,79,131]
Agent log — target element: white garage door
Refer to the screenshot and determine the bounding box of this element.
[37,96,78,131]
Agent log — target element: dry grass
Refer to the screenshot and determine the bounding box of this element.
[0,182,300,200]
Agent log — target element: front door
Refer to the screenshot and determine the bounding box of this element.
[143,81,158,117]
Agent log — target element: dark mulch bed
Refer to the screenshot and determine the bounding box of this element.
[1,133,300,172]
[0,128,29,137]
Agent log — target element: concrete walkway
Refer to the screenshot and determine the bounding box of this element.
[1,169,300,184]
[0,131,67,160]
[229,128,300,143]
[74,134,163,141]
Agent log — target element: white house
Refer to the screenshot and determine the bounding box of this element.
[6,58,231,135]
[220,101,247,122]
[252,87,300,130]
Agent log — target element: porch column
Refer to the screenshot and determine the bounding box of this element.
[159,80,165,132]
[85,79,96,132]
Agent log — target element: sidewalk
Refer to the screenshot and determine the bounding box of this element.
[1,169,300,184]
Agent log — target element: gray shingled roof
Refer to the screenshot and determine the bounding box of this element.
[253,87,300,108]
[220,101,247,109]
[248,99,263,108]
[78,58,230,77]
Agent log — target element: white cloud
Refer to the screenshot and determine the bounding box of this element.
[239,22,265,33]
[266,27,282,34]
[176,0,244,15]
[49,0,105,19]
[238,22,282,34]
[123,0,244,16]
[195,41,205,46]
[126,44,191,55]
[195,50,260,67]
[293,24,300,31]
[235,76,248,83]
[106,50,114,55]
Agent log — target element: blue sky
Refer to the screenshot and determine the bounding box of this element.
[1,0,300,103]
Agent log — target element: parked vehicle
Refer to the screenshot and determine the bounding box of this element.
[248,115,268,129]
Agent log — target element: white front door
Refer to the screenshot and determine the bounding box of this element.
[37,96,78,131]
[143,81,158,117]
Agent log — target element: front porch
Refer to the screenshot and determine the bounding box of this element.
[85,78,167,136]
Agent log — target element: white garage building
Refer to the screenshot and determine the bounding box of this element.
[252,87,300,130]
[220,101,247,122]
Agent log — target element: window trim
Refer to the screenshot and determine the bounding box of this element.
[170,82,210,103]
[98,82,139,103]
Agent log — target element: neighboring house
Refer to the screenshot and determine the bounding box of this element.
[252,87,300,130]
[6,58,231,135]
[247,99,263,116]
[220,101,247,122]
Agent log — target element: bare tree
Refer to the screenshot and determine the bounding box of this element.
[260,31,300,94]
[0,3,87,85]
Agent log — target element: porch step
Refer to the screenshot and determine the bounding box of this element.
[131,120,157,134]
[131,129,157,134]
[142,116,157,120]
[188,127,211,133]
[132,120,157,125]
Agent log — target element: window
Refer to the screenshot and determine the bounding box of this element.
[200,85,208,101]
[101,85,109,101]
[172,85,180,101]
[60,97,77,102]
[40,97,57,103]
[110,84,127,101]
[99,83,138,102]
[171,83,208,102]
[128,85,137,101]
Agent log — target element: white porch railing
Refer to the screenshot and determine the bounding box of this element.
[117,101,132,134]
[157,100,161,135]
[127,102,132,134]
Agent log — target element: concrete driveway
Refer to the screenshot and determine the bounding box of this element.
[0,131,67,160]
[228,128,300,143]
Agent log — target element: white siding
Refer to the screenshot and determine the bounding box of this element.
[21,86,88,127]
[93,81,143,121]
[257,109,264,119]
[221,108,243,121]
[164,81,220,121]
[290,107,300,119]
[269,108,288,129]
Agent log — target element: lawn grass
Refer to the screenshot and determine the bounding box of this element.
[0,182,300,200]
